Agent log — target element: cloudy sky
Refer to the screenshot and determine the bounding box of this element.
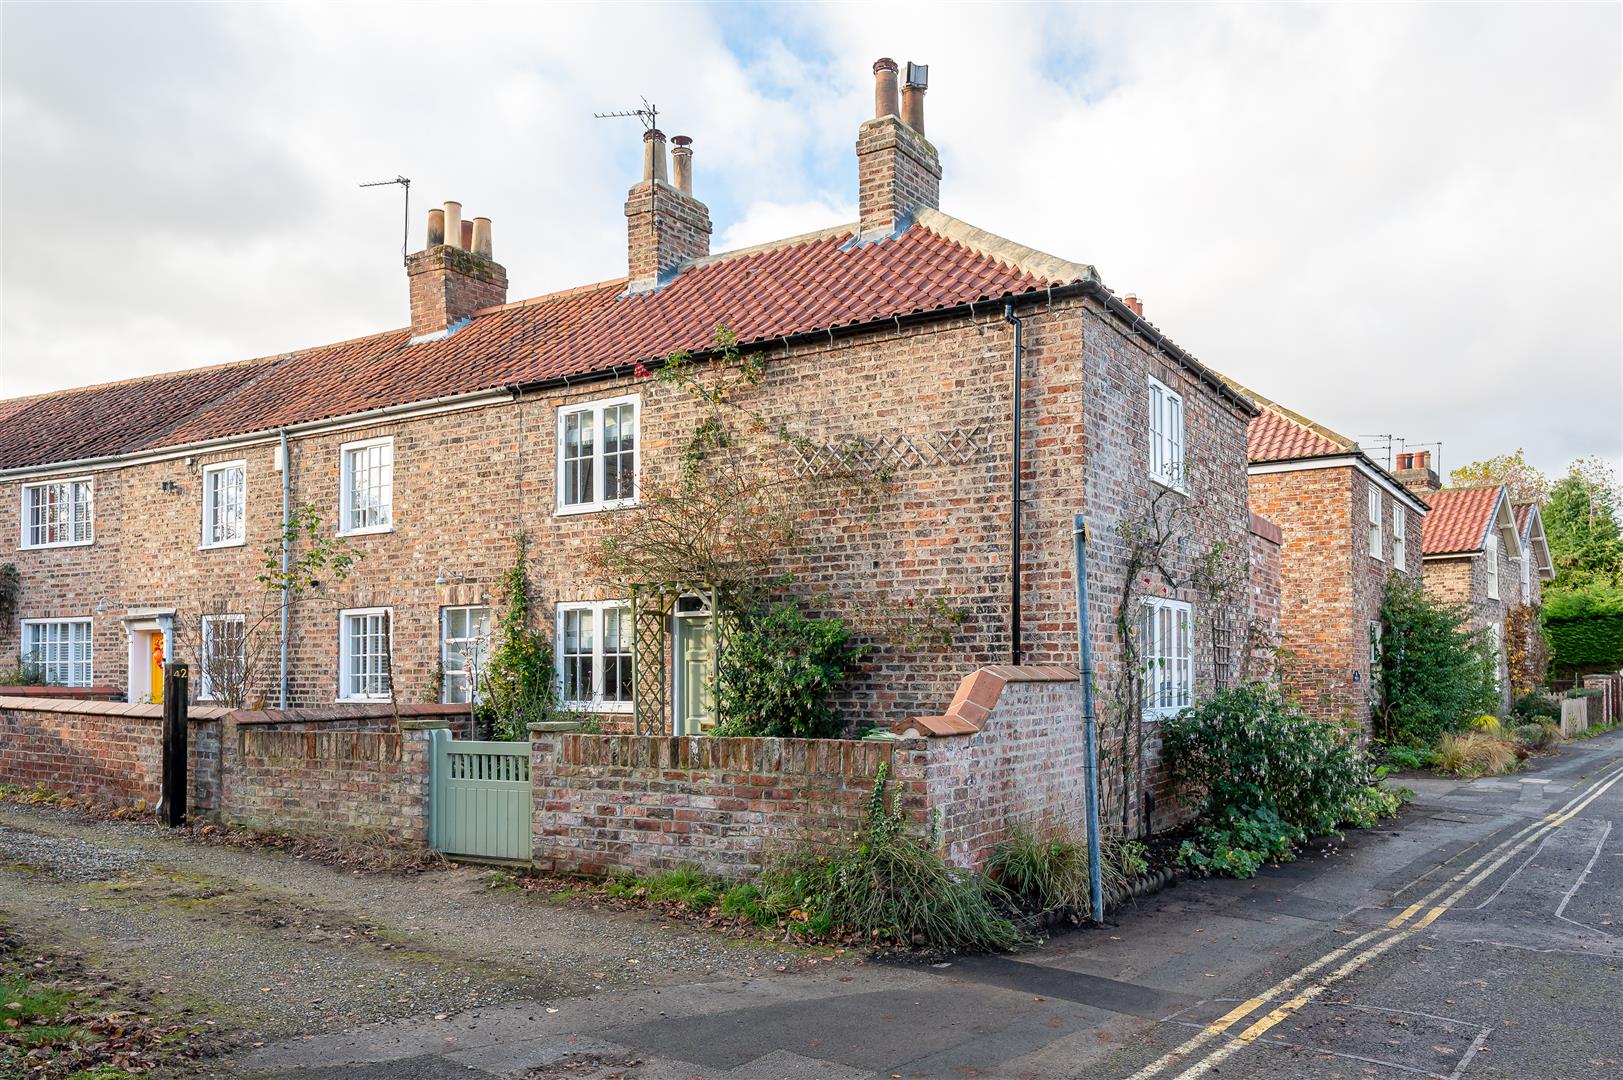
[2,2,1618,477]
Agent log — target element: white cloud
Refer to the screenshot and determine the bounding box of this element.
[2,2,1618,479]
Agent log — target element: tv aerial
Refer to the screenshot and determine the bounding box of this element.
[359,175,411,266]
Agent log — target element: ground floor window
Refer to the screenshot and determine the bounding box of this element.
[338,608,392,701]
[1141,598,1193,718]
[556,601,633,712]
[440,605,492,704]
[1369,620,1383,667]
[199,614,246,702]
[20,618,92,686]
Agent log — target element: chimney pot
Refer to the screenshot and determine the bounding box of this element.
[901,62,927,133]
[1396,452,1413,471]
[460,219,474,249]
[642,128,668,183]
[443,201,463,250]
[671,135,694,196]
[873,57,900,118]
[1416,450,1431,470]
[426,208,445,247]
[471,217,492,258]
[1123,293,1143,317]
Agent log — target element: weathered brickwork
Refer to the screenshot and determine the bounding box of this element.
[530,730,928,877]
[1247,514,1282,680]
[856,115,940,235]
[1424,539,1519,711]
[1246,467,1423,724]
[0,697,226,807]
[1,295,1249,772]
[625,179,712,290]
[407,246,509,337]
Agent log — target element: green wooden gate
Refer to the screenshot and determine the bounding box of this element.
[429,731,532,863]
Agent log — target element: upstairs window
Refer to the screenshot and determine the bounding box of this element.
[1368,487,1383,561]
[1520,552,1531,603]
[338,607,392,701]
[340,437,393,535]
[200,461,247,548]
[1141,597,1193,718]
[1147,377,1185,490]
[21,478,93,548]
[21,618,92,686]
[199,613,247,702]
[556,600,634,711]
[1486,533,1500,600]
[557,396,639,513]
[1392,505,1406,570]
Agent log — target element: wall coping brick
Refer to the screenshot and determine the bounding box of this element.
[891,664,1078,738]
[1249,511,1283,546]
[0,684,124,701]
[0,696,229,720]
[227,703,468,726]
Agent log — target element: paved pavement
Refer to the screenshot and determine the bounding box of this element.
[231,728,1623,1079]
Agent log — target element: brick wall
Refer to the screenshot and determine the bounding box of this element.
[530,730,926,877]
[1247,513,1282,680]
[217,719,442,841]
[856,115,940,235]
[0,697,227,807]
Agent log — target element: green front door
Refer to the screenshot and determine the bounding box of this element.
[675,614,716,735]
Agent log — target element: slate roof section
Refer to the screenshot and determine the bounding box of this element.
[1421,486,1503,556]
[1,215,1095,472]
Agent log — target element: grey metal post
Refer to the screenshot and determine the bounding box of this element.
[1073,515,1104,924]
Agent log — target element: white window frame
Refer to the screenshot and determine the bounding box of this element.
[1491,621,1504,689]
[1367,487,1383,562]
[199,460,247,549]
[439,605,492,705]
[19,618,93,686]
[1146,376,1186,492]
[337,607,393,702]
[1369,620,1382,666]
[555,600,634,713]
[1520,551,1531,603]
[1392,506,1406,570]
[198,613,247,701]
[1486,533,1500,600]
[338,436,394,536]
[556,395,640,515]
[19,477,94,549]
[1140,597,1193,719]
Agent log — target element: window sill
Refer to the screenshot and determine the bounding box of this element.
[198,540,247,551]
[560,700,635,714]
[336,695,394,704]
[17,539,95,551]
[555,500,639,518]
[336,525,395,538]
[1147,472,1187,496]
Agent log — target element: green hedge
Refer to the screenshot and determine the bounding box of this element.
[1543,588,1623,672]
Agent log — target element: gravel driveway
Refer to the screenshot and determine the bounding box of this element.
[0,804,815,1055]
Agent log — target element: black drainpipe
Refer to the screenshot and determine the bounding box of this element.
[1004,303,1024,665]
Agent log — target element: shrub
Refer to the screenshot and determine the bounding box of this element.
[1176,807,1298,878]
[1469,715,1505,737]
[1513,722,1561,753]
[478,534,559,740]
[1512,691,1561,721]
[713,600,864,739]
[764,762,1017,951]
[1375,577,1498,747]
[1435,732,1519,778]
[1382,743,1439,770]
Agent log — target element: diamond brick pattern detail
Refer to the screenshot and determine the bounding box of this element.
[791,426,992,477]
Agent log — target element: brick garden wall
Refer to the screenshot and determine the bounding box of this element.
[530,730,926,877]
[0,697,226,807]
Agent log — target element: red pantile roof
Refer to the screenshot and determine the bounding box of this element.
[1,216,1094,471]
[1422,487,1503,555]
[1247,407,1349,462]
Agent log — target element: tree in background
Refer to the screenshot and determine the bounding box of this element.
[1543,456,1623,596]
[1448,448,1550,505]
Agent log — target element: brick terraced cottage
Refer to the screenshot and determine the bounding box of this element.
[0,59,1261,828]
[1395,452,1551,707]
[1225,383,1429,725]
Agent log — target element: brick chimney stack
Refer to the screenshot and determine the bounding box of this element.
[625,129,712,294]
[406,200,508,340]
[857,58,941,239]
[1394,449,1441,495]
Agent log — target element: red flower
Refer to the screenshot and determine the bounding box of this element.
[633,362,651,379]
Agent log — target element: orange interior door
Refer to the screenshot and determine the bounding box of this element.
[149,633,165,705]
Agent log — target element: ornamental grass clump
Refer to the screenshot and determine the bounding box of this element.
[1435,732,1519,778]
[984,824,1149,921]
[1163,682,1403,878]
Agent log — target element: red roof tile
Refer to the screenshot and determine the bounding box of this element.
[1247,407,1349,462]
[1,219,1082,471]
[1422,487,1503,555]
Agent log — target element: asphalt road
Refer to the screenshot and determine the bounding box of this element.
[232,727,1623,1079]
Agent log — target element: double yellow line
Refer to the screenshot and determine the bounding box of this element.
[1127,755,1623,1080]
